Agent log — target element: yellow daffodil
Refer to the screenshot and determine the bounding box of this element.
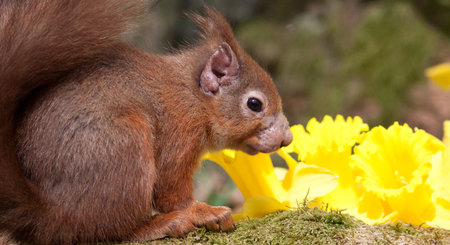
[426,63,450,89]
[350,122,445,225]
[281,115,369,212]
[202,149,338,221]
[427,121,450,229]
[444,120,450,147]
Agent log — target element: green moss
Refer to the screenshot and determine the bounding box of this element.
[130,206,450,245]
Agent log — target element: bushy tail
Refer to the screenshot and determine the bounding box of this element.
[0,0,144,234]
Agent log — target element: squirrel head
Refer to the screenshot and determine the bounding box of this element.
[191,7,293,154]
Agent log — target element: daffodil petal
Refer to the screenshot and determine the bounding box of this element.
[352,191,388,224]
[426,63,450,89]
[286,163,338,203]
[304,144,361,210]
[428,151,450,202]
[316,183,361,211]
[386,182,436,225]
[276,149,301,190]
[429,197,450,229]
[232,212,244,221]
[427,139,450,229]
[273,167,288,182]
[280,124,314,161]
[240,196,289,219]
[277,148,300,172]
[202,150,286,201]
[444,120,450,147]
[305,115,368,150]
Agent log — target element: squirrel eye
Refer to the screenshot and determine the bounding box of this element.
[247,98,263,112]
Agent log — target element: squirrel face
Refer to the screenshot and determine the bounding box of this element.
[200,42,293,154]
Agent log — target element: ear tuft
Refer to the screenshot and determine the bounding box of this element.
[200,43,239,95]
[187,7,236,47]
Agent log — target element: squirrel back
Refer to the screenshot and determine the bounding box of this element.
[0,0,144,239]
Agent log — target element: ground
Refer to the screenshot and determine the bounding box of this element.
[139,206,450,245]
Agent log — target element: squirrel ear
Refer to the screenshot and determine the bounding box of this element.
[200,42,239,95]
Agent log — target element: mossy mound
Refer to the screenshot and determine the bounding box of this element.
[137,207,450,245]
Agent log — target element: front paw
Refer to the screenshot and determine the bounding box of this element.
[132,202,235,242]
[132,210,197,241]
[189,201,235,232]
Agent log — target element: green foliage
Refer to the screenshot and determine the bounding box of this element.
[345,2,436,124]
[130,0,449,130]
[235,1,439,126]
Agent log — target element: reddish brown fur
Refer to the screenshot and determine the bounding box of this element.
[0,1,291,244]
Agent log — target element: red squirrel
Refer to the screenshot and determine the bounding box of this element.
[0,0,292,244]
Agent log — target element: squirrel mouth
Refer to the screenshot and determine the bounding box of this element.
[241,145,259,155]
[241,135,282,155]
[241,115,293,155]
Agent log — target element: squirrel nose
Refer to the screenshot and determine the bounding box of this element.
[281,128,293,148]
[278,114,293,148]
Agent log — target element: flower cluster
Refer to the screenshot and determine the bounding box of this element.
[202,115,450,230]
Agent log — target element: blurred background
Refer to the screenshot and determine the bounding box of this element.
[127,0,450,212]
